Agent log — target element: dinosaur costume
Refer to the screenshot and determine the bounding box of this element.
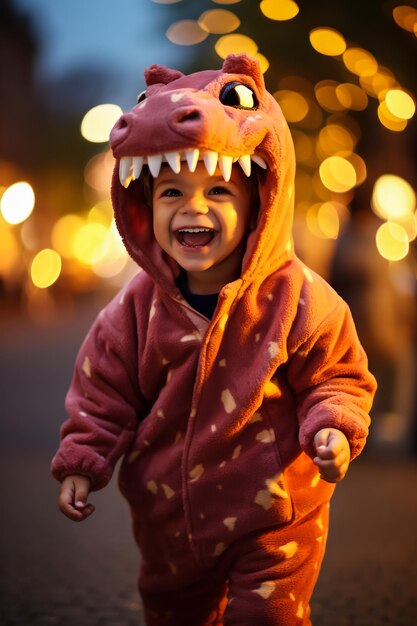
[51,54,376,625]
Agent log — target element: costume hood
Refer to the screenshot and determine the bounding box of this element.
[110,54,296,294]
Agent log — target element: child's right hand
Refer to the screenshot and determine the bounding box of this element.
[58,475,95,522]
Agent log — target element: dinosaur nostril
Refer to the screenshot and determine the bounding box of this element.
[110,114,131,146]
[174,108,202,125]
[115,116,129,130]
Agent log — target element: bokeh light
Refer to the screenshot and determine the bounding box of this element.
[260,0,299,21]
[51,214,85,259]
[375,222,409,261]
[81,104,123,143]
[198,9,240,34]
[372,174,416,221]
[385,89,415,120]
[215,34,258,58]
[315,80,346,112]
[392,5,417,32]
[73,222,110,266]
[319,156,357,193]
[30,249,62,289]
[1,181,35,225]
[273,90,309,123]
[0,227,20,275]
[377,101,408,131]
[166,20,208,45]
[335,83,368,110]
[343,48,378,77]
[309,27,346,56]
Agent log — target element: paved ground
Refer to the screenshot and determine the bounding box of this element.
[1,305,417,625]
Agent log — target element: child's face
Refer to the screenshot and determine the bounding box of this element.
[152,161,254,293]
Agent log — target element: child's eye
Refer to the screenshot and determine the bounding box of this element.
[161,188,182,197]
[209,186,230,195]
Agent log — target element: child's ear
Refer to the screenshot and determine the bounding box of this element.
[144,64,184,86]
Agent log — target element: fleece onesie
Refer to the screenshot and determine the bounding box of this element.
[51,54,377,625]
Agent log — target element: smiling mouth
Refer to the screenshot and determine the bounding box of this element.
[175,227,216,247]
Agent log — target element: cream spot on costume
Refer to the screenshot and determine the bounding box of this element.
[189,464,204,481]
[223,517,237,531]
[299,298,305,306]
[268,341,279,360]
[264,379,280,397]
[82,356,92,378]
[249,412,263,424]
[170,92,185,103]
[221,389,236,413]
[213,542,225,557]
[267,294,273,301]
[256,429,276,444]
[253,581,275,599]
[128,450,140,463]
[279,541,298,559]
[266,474,289,499]
[289,592,296,602]
[232,445,242,459]
[316,515,324,532]
[79,411,87,417]
[211,424,217,433]
[219,358,227,367]
[296,601,305,619]
[168,561,178,575]
[180,330,201,342]
[162,483,175,499]
[147,480,158,494]
[254,489,272,510]
[255,333,261,343]
[174,432,182,444]
[157,409,165,419]
[162,357,169,365]
[219,461,226,468]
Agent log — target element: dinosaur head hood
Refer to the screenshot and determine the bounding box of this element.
[110,54,296,293]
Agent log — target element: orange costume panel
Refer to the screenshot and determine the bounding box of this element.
[51,55,376,624]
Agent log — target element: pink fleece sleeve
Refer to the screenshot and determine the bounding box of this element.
[51,300,147,490]
[286,297,377,461]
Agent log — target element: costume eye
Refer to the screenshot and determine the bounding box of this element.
[220,82,258,109]
[136,90,146,104]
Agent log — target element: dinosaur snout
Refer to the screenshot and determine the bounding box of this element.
[110,114,131,148]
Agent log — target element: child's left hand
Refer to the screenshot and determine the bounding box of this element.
[313,428,350,483]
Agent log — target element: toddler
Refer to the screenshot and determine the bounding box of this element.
[52,54,376,625]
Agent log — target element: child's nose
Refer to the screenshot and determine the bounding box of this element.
[181,197,208,214]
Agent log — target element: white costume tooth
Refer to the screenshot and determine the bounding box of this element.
[119,157,132,187]
[238,155,251,177]
[148,154,163,177]
[203,151,218,176]
[185,149,199,172]
[132,156,144,179]
[219,155,233,182]
[251,154,267,170]
[165,152,181,174]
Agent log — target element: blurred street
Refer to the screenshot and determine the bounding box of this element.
[1,304,417,626]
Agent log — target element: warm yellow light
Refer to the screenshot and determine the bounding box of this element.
[260,0,299,20]
[377,101,408,131]
[291,130,314,164]
[315,81,346,112]
[372,174,416,221]
[30,249,62,288]
[392,5,417,32]
[166,20,208,45]
[343,48,378,77]
[81,104,123,143]
[273,90,309,123]
[198,9,240,34]
[88,200,114,227]
[92,220,128,278]
[0,181,35,225]
[309,27,346,56]
[344,152,367,186]
[385,89,415,120]
[336,83,368,110]
[317,201,340,239]
[360,66,396,99]
[51,214,85,259]
[319,156,357,193]
[84,150,115,192]
[254,52,270,74]
[0,227,19,275]
[375,222,409,261]
[73,222,110,265]
[215,34,258,59]
[316,124,356,158]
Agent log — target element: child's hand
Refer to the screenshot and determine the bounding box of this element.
[58,475,95,522]
[313,428,350,483]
